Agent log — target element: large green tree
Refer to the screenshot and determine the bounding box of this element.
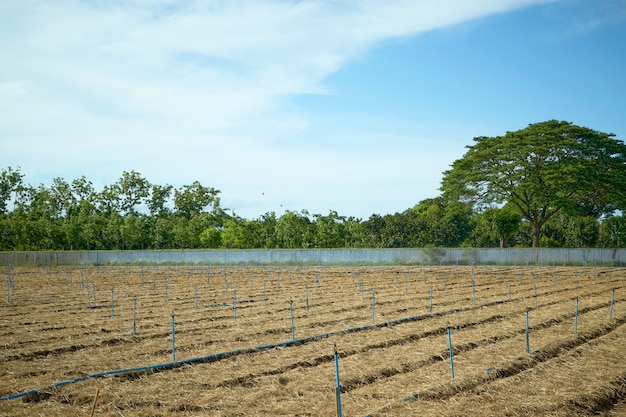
[0,166,24,215]
[410,197,472,247]
[441,120,626,247]
[467,205,522,248]
[313,211,348,248]
[275,210,314,248]
[599,215,626,248]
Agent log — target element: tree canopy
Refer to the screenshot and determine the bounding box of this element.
[2,120,626,250]
[440,120,626,247]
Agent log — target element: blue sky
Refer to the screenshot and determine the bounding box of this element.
[1,0,625,219]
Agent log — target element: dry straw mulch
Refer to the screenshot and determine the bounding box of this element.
[1,264,625,416]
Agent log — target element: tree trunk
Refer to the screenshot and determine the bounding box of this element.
[532,221,541,248]
[500,234,507,248]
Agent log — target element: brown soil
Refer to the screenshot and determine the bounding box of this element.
[0,263,625,416]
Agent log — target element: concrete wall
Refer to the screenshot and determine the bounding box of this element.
[1,248,625,266]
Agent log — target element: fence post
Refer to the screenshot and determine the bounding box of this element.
[171,311,176,362]
[334,344,343,417]
[553,271,558,289]
[447,324,455,379]
[6,267,13,305]
[132,297,137,335]
[290,300,295,341]
[574,298,579,334]
[306,286,310,312]
[525,309,531,353]
[360,281,364,302]
[471,272,477,307]
[371,292,375,326]
[430,284,433,314]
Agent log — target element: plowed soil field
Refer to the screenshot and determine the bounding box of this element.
[1,263,625,416]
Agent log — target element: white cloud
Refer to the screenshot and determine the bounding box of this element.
[0,0,552,218]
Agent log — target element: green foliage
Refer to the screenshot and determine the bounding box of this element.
[0,166,24,215]
[467,205,522,248]
[599,216,626,248]
[117,171,151,216]
[2,130,624,253]
[0,169,230,251]
[173,181,220,220]
[360,212,415,248]
[221,218,263,249]
[199,227,222,248]
[542,213,600,248]
[313,211,349,248]
[409,198,472,247]
[147,184,173,217]
[356,198,471,248]
[441,120,626,247]
[275,210,314,248]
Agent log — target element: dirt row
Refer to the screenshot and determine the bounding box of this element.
[1,265,625,416]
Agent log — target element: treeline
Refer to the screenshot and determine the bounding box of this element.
[1,167,625,250]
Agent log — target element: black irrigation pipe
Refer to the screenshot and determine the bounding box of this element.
[0,303,485,402]
[362,313,626,417]
[3,281,620,402]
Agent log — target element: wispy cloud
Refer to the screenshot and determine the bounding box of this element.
[0,0,551,218]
